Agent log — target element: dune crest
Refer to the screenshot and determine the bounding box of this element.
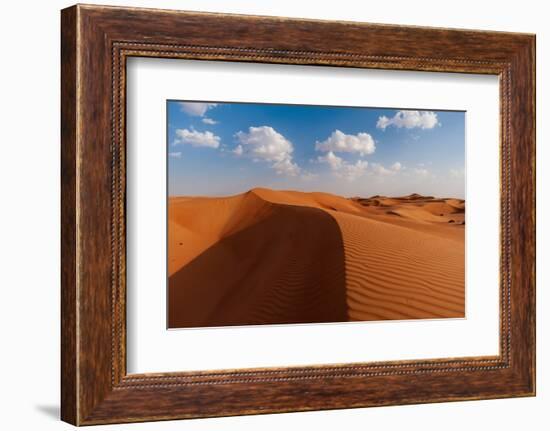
[168,188,465,328]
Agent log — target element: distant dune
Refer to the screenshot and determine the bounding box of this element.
[168,188,465,328]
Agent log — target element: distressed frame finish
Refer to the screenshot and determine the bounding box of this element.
[61,4,535,426]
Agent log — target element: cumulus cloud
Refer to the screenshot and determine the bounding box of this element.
[317,151,343,170]
[232,145,243,156]
[413,167,430,176]
[173,128,221,148]
[315,130,376,156]
[391,162,402,171]
[168,152,182,158]
[372,164,391,175]
[377,110,439,130]
[233,126,301,176]
[369,162,402,176]
[178,102,218,117]
[342,161,369,181]
[317,151,368,181]
[202,117,218,125]
[272,158,301,176]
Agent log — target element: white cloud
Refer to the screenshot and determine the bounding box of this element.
[173,128,220,148]
[232,144,243,156]
[233,126,301,176]
[371,163,391,175]
[413,167,430,176]
[315,130,376,156]
[178,102,218,117]
[391,162,402,171]
[370,162,402,176]
[317,151,343,170]
[272,158,301,176]
[168,152,182,158]
[202,117,218,125]
[341,160,369,181]
[377,110,439,130]
[317,151,368,181]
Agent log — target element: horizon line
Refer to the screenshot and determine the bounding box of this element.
[167,187,465,201]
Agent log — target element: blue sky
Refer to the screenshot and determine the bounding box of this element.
[167,101,465,198]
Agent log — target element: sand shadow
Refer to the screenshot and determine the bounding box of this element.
[169,203,347,328]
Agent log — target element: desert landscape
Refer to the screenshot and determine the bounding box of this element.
[168,188,465,328]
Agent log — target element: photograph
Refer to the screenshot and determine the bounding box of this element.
[53,2,536,426]
[167,101,466,328]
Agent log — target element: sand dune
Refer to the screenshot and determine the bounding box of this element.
[168,188,465,328]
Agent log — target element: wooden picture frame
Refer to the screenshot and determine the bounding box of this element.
[61,4,536,425]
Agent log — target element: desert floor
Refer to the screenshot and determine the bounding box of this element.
[168,188,465,328]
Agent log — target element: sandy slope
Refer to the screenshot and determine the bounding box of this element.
[168,188,465,328]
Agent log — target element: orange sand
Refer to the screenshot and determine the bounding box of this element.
[168,188,465,328]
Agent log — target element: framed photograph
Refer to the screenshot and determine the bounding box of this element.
[61,4,536,425]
